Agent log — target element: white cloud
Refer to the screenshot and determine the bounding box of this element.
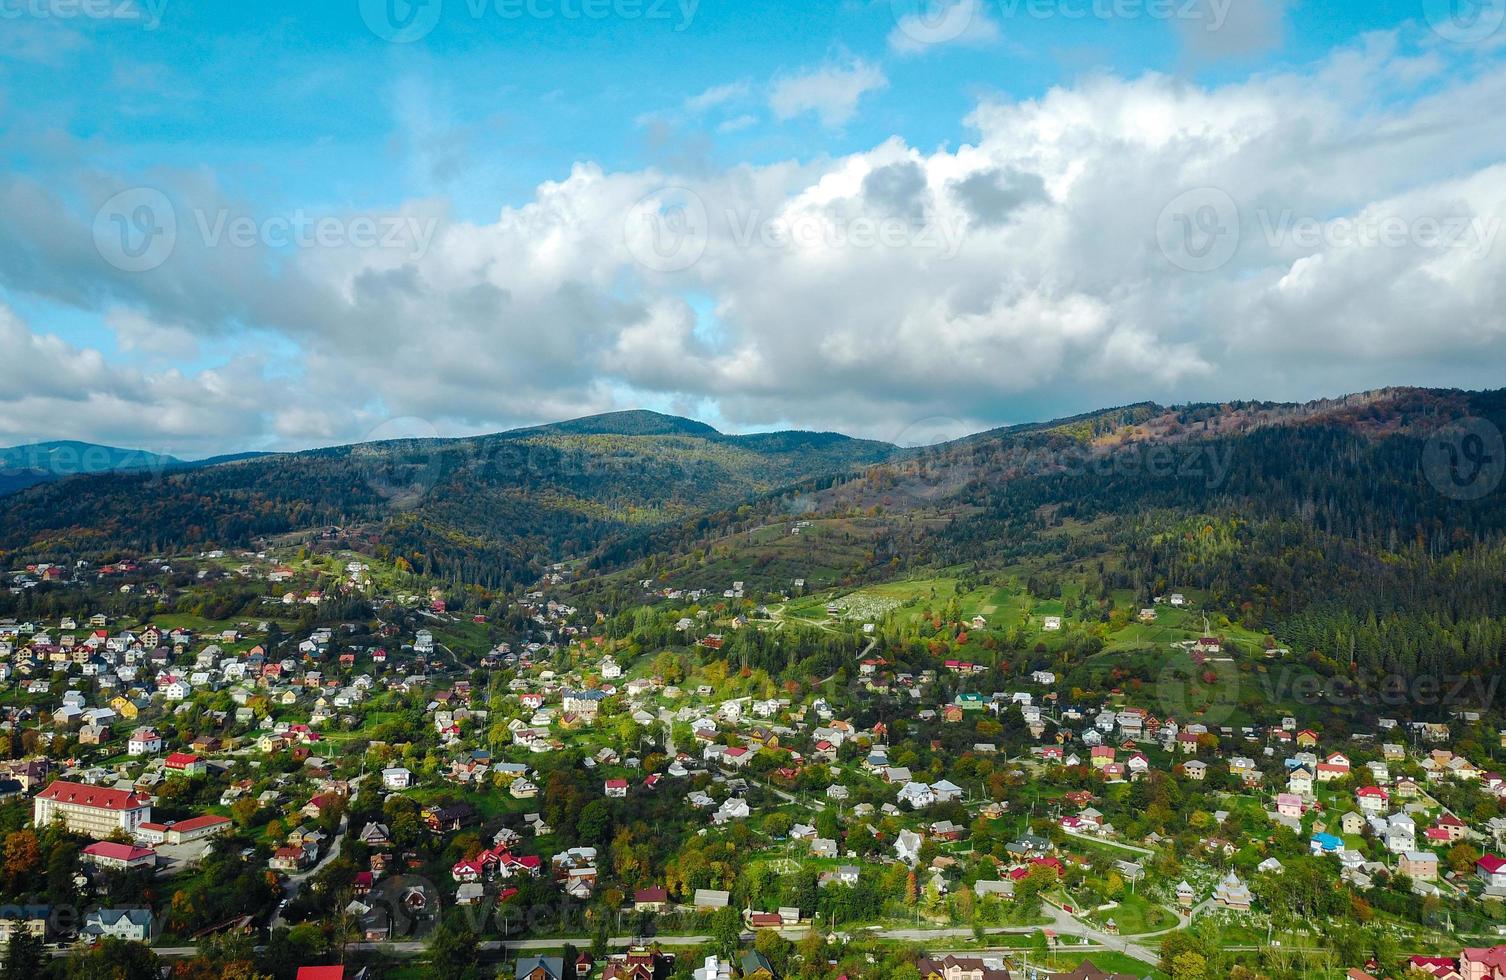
[888,0,1001,55]
[769,59,888,128]
[717,114,758,134]
[4,32,1506,451]
[685,81,751,113]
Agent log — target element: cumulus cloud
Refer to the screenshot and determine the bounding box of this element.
[4,32,1506,453]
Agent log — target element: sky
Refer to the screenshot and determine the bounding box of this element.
[2,0,1506,456]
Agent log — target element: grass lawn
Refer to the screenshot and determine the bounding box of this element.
[1087,893,1178,935]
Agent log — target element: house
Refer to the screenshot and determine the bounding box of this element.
[163,752,207,777]
[693,956,732,980]
[82,908,154,942]
[516,955,566,980]
[1356,786,1389,815]
[424,802,478,832]
[382,767,413,791]
[693,889,730,910]
[271,844,317,872]
[1479,855,1506,890]
[1311,833,1344,855]
[127,728,161,756]
[358,822,392,848]
[712,798,749,824]
[1317,752,1351,782]
[604,779,628,798]
[739,951,777,979]
[914,954,1012,980]
[1461,948,1506,978]
[632,887,669,912]
[1401,851,1439,881]
[932,779,964,803]
[896,829,923,866]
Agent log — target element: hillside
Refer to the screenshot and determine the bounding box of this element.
[0,441,184,496]
[0,411,896,590]
[579,389,1506,693]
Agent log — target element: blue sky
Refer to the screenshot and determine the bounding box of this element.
[3,0,1506,455]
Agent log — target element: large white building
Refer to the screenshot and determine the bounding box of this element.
[33,780,152,839]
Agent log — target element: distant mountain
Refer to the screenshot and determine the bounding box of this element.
[0,411,896,589]
[522,409,722,438]
[0,441,183,497]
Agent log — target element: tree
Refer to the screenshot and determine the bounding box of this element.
[578,799,612,845]
[1169,950,1208,980]
[231,797,260,827]
[1448,842,1483,876]
[1,933,45,980]
[710,907,742,957]
[428,917,481,980]
[60,937,160,980]
[2,830,40,888]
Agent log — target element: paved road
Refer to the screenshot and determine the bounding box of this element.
[270,813,348,928]
[79,909,1175,964]
[1060,829,1154,856]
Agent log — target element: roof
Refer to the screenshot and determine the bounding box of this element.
[37,780,150,811]
[1479,855,1506,873]
[294,969,346,980]
[82,841,155,862]
[170,814,231,833]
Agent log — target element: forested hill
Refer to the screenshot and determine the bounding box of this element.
[0,411,896,590]
[0,441,183,496]
[587,388,1506,691]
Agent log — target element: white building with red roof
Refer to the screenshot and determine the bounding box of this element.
[81,840,157,871]
[34,780,152,838]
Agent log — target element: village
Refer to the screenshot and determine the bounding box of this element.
[3,549,1506,980]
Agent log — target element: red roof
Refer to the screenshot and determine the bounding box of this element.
[37,780,150,811]
[171,814,230,833]
[1479,855,1506,874]
[295,969,345,980]
[82,841,155,862]
[164,752,200,768]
